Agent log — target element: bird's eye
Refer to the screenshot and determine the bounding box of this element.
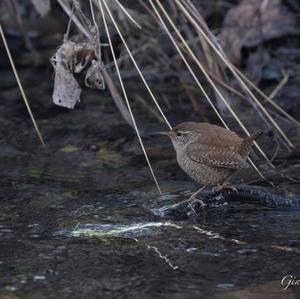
[176,131,182,137]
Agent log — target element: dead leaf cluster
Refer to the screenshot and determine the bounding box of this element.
[221,0,300,65]
[51,38,105,109]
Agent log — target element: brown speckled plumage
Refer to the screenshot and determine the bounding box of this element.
[162,122,261,187]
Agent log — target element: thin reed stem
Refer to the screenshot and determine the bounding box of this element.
[98,0,162,193]
[0,24,45,147]
[154,0,273,165]
[177,0,295,150]
[101,0,172,130]
[151,0,268,181]
[114,0,142,29]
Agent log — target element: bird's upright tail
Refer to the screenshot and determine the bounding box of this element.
[240,129,262,158]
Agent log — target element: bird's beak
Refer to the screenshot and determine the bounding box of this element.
[157,131,171,136]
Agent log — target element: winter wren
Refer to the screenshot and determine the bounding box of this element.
[160,122,261,196]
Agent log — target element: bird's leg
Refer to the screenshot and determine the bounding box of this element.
[175,185,207,212]
[188,185,207,208]
[214,181,238,194]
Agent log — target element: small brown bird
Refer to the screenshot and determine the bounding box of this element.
[160,122,262,202]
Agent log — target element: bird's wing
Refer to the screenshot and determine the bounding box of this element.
[195,123,242,146]
[187,142,249,170]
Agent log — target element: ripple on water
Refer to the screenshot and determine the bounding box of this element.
[54,221,182,239]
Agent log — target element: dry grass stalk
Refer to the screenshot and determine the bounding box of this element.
[115,0,142,29]
[95,0,172,130]
[55,0,297,184]
[148,0,226,128]
[176,0,296,150]
[0,24,45,147]
[153,1,271,161]
[149,0,267,181]
[57,0,90,37]
[57,0,162,191]
[269,71,289,100]
[98,0,163,193]
[183,0,298,130]
[232,65,299,127]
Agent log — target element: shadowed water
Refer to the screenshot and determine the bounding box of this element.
[1,174,300,298]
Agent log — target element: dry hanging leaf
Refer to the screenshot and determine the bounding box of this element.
[31,0,50,17]
[51,40,81,109]
[73,44,95,73]
[52,62,81,109]
[51,31,105,109]
[85,60,105,90]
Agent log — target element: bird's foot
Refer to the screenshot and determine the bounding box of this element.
[174,187,207,215]
[189,194,206,208]
[185,188,207,214]
[213,183,238,194]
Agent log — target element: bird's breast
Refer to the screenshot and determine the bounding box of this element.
[176,149,233,185]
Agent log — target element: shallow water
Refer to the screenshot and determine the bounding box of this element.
[1,175,300,299]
